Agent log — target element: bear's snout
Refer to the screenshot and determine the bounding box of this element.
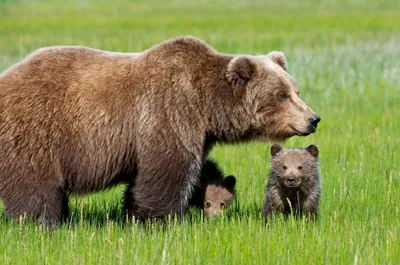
[284,176,301,187]
[308,114,321,132]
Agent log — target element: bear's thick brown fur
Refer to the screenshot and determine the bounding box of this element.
[263,144,321,220]
[189,159,236,218]
[0,36,320,224]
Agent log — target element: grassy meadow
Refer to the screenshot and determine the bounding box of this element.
[1,0,400,264]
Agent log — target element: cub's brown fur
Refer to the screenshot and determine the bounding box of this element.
[0,36,320,224]
[263,144,321,220]
[189,160,236,218]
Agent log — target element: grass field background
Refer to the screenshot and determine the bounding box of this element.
[0,0,399,264]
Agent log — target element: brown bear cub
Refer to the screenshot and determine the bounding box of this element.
[263,144,321,220]
[189,160,236,218]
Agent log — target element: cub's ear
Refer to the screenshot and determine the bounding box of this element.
[270,144,283,157]
[224,175,236,189]
[226,56,254,86]
[306,144,319,157]
[267,51,287,71]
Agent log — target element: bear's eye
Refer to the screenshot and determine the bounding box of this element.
[205,202,211,208]
[280,93,289,101]
[220,202,225,208]
[283,165,287,170]
[298,165,303,170]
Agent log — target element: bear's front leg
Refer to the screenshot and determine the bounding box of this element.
[124,150,202,221]
[263,187,284,220]
[301,193,320,220]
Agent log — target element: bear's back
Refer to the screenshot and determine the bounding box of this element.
[0,46,140,93]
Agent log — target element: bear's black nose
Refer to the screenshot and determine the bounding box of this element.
[309,114,321,126]
[287,177,295,183]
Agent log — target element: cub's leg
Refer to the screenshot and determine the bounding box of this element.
[301,193,320,220]
[263,187,284,220]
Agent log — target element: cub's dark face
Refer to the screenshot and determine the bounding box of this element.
[226,52,320,142]
[270,144,319,188]
[203,176,236,218]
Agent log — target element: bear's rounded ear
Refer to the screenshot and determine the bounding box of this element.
[306,144,319,157]
[270,144,283,157]
[226,56,255,86]
[224,175,236,189]
[267,51,288,71]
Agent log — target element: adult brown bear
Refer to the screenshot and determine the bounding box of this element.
[0,36,320,224]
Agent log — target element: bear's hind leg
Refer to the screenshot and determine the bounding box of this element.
[3,183,69,226]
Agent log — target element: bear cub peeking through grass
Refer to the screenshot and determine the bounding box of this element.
[263,144,321,220]
[190,160,236,218]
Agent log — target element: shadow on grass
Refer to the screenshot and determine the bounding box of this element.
[66,200,126,228]
[0,196,127,229]
[0,198,267,229]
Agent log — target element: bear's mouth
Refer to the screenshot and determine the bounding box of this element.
[309,122,318,133]
[291,121,318,136]
[284,182,299,188]
[291,127,311,136]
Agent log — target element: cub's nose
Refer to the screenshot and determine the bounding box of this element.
[287,177,295,183]
[309,114,321,127]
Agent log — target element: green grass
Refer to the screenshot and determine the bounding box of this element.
[0,0,399,264]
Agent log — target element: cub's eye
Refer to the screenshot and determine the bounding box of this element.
[280,93,289,101]
[205,202,211,208]
[220,203,225,208]
[283,165,287,170]
[298,165,303,170]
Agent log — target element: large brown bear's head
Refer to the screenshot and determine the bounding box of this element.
[226,52,320,142]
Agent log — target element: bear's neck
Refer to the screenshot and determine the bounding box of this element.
[201,55,255,144]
